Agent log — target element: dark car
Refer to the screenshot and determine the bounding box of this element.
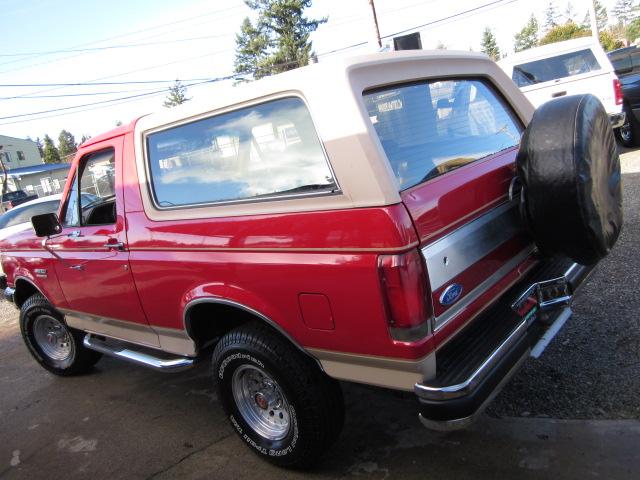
[608,46,640,147]
[1,190,38,211]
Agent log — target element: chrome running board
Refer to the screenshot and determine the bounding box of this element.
[83,334,195,372]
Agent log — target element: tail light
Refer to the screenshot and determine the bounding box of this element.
[378,249,432,341]
[614,79,623,105]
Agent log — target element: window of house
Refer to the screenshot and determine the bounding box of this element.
[364,79,523,190]
[146,97,336,208]
[16,151,25,161]
[3,152,12,163]
[62,149,116,227]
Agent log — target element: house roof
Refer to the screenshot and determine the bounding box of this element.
[5,162,71,177]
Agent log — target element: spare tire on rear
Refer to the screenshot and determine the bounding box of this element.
[516,94,623,265]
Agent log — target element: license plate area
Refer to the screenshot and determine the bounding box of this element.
[511,276,572,322]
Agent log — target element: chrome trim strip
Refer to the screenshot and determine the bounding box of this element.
[422,202,522,292]
[83,335,194,372]
[433,246,534,331]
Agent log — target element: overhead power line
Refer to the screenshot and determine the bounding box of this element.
[0,0,522,125]
[0,34,236,57]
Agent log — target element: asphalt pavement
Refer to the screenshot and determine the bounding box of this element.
[1,151,640,479]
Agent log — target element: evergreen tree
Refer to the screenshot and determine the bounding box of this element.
[564,2,576,23]
[612,0,639,25]
[583,0,609,31]
[42,135,61,164]
[80,134,92,145]
[163,80,190,108]
[544,1,560,30]
[34,137,44,158]
[58,129,77,162]
[234,0,326,81]
[514,14,540,52]
[480,27,501,61]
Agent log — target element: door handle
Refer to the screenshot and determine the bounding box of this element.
[68,230,82,238]
[103,241,126,251]
[552,91,567,98]
[70,265,84,271]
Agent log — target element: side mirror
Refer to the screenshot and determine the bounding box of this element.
[31,213,62,237]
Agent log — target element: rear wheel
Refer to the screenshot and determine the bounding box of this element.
[212,323,344,468]
[20,294,102,375]
[615,108,639,148]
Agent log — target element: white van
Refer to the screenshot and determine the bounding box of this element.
[499,37,624,129]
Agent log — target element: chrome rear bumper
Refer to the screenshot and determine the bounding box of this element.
[415,260,595,430]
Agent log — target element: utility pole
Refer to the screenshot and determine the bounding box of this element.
[368,0,382,49]
[588,0,599,39]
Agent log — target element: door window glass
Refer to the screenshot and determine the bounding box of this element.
[63,149,116,227]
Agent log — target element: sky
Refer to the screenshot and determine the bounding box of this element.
[0,0,622,143]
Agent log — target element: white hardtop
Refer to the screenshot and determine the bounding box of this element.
[132,50,533,222]
[499,36,606,67]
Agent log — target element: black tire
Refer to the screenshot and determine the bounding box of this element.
[615,107,639,148]
[20,294,102,376]
[212,322,344,468]
[516,94,623,265]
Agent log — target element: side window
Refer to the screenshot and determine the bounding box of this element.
[146,97,336,208]
[364,79,522,190]
[63,149,116,227]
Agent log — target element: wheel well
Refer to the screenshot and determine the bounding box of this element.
[185,302,314,363]
[14,279,40,308]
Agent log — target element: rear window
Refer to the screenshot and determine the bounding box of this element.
[512,48,601,87]
[146,97,336,208]
[363,79,522,190]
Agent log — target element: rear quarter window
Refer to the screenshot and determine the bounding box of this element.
[146,97,337,208]
[512,48,601,87]
[364,79,522,190]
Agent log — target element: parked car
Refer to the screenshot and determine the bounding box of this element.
[499,37,624,132]
[607,45,640,147]
[1,189,38,211]
[0,50,622,468]
[0,194,62,242]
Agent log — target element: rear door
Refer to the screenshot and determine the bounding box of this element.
[364,78,532,334]
[48,138,157,346]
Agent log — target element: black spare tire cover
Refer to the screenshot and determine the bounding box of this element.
[516,94,622,265]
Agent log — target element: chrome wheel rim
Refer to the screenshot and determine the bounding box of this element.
[32,315,73,361]
[231,364,291,441]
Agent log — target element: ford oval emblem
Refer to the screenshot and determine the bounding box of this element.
[440,283,463,306]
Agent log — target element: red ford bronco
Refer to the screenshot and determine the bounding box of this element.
[0,51,622,468]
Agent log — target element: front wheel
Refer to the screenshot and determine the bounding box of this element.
[20,294,102,375]
[212,323,344,468]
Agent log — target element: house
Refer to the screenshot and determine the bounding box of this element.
[0,135,71,197]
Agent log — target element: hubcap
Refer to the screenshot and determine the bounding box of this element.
[32,315,73,361]
[231,364,291,441]
[621,121,632,142]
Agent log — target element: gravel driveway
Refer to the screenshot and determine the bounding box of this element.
[488,168,640,420]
